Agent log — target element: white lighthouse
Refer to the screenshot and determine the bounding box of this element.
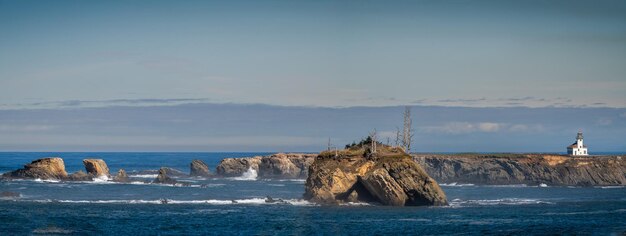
[567,131,588,156]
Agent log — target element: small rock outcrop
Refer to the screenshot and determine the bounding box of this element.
[67,171,92,181]
[304,141,447,206]
[2,158,68,180]
[113,169,129,182]
[153,168,178,185]
[190,160,211,177]
[0,191,21,198]
[129,167,187,177]
[83,159,110,177]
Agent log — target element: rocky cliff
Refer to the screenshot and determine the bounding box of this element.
[216,153,316,178]
[304,145,447,206]
[414,154,626,186]
[2,157,68,180]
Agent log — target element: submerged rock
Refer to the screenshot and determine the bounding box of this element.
[67,170,92,181]
[113,169,129,182]
[190,159,211,177]
[83,159,110,177]
[130,167,187,177]
[0,191,21,198]
[2,158,68,180]
[304,144,447,206]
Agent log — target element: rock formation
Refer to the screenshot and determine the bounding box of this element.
[190,159,211,177]
[83,159,110,177]
[0,191,21,198]
[216,156,262,177]
[128,167,187,177]
[216,153,316,178]
[153,168,178,185]
[1,158,68,180]
[414,154,626,186]
[67,171,92,181]
[304,143,447,206]
[113,169,129,182]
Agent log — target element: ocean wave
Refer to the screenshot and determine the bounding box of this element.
[448,198,554,207]
[128,174,158,178]
[541,209,626,216]
[34,178,61,183]
[439,183,475,187]
[19,198,316,206]
[229,167,257,181]
[596,186,624,189]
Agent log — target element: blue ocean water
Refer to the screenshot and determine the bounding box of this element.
[1,152,625,235]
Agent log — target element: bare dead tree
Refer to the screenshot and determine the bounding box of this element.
[402,106,413,153]
[327,137,331,152]
[369,129,377,154]
[394,126,401,147]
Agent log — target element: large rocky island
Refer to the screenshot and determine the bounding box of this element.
[303,140,448,206]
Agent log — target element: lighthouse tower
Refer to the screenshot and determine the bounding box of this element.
[567,131,588,156]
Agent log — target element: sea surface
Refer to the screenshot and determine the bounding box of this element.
[1,152,625,235]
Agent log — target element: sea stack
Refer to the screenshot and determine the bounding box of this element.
[153,168,178,185]
[304,139,448,206]
[83,159,110,178]
[113,169,129,182]
[1,157,68,180]
[190,159,211,177]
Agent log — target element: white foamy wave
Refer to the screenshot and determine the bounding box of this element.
[230,167,257,181]
[92,175,110,182]
[128,174,158,178]
[439,182,475,187]
[340,202,374,206]
[34,178,60,183]
[448,198,554,207]
[597,186,624,189]
[21,198,316,206]
[488,184,529,188]
[276,179,306,183]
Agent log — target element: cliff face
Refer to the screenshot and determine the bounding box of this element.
[216,153,316,178]
[414,154,626,186]
[304,147,447,206]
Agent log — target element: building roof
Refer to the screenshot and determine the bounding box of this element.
[567,143,587,149]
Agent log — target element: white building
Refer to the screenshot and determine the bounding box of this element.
[567,131,588,156]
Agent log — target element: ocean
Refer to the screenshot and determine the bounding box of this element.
[1,152,625,235]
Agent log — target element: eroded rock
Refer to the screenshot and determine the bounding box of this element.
[113,169,129,182]
[83,159,110,177]
[2,158,68,180]
[190,160,211,177]
[304,144,447,206]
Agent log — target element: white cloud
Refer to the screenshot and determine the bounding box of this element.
[422,122,545,134]
[477,123,501,132]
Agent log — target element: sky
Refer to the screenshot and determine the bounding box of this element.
[0,0,625,152]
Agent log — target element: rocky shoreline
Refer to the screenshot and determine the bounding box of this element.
[414,154,626,186]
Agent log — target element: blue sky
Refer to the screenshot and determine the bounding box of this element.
[0,0,625,151]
